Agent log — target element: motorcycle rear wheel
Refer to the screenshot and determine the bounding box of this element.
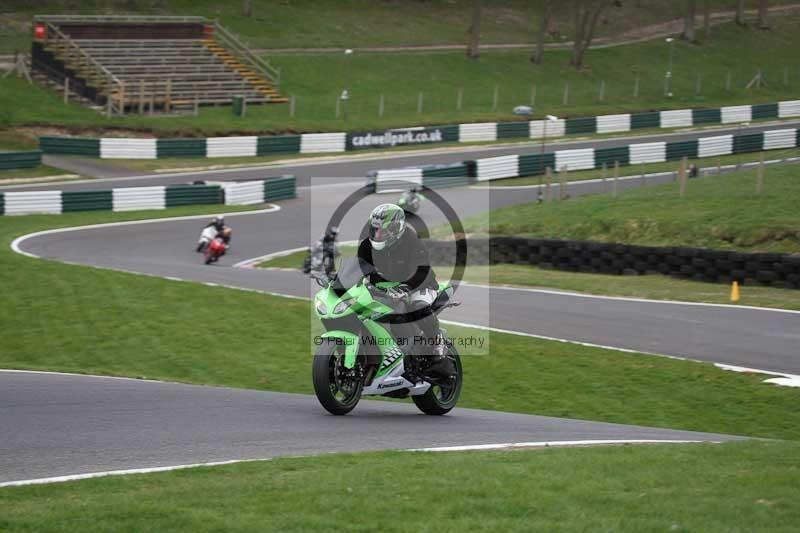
[312,344,363,415]
[412,346,462,416]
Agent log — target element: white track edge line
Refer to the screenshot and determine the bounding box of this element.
[408,439,712,452]
[462,281,800,315]
[9,205,281,259]
[0,458,268,488]
[0,439,715,488]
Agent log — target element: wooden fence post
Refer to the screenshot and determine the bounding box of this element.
[545,166,552,202]
[559,166,568,201]
[679,157,688,197]
[601,162,608,193]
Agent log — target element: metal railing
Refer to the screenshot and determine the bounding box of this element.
[42,21,124,115]
[34,15,206,24]
[212,20,281,91]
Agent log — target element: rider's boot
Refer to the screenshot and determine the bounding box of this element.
[423,332,456,380]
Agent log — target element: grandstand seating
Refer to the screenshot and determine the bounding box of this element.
[30,16,287,114]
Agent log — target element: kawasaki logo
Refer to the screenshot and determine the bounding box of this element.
[378,380,404,389]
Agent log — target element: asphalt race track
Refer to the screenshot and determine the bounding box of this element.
[5,126,800,484]
[0,371,743,485]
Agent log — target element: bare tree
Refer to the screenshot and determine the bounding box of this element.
[467,0,482,59]
[570,0,610,68]
[683,0,697,41]
[735,0,747,26]
[758,0,770,29]
[703,0,711,39]
[242,0,253,18]
[531,0,553,65]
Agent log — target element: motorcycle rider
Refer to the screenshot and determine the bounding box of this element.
[356,203,455,379]
[321,225,339,275]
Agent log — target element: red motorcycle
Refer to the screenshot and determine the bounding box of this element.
[204,237,227,265]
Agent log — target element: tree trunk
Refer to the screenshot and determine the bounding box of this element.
[242,0,253,18]
[571,0,608,68]
[531,1,552,64]
[467,0,482,59]
[683,0,697,41]
[735,0,746,26]
[758,0,770,29]
[703,0,711,39]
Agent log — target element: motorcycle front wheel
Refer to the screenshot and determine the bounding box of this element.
[312,343,363,415]
[413,346,462,416]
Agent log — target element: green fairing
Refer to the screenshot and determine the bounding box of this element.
[314,258,454,370]
[321,330,360,368]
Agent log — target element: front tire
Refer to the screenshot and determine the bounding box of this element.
[312,343,363,415]
[413,346,462,415]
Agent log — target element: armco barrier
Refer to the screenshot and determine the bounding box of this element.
[0,151,42,170]
[0,176,295,216]
[426,238,800,289]
[38,99,800,161]
[366,126,800,188]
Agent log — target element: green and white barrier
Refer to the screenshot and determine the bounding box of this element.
[0,176,295,216]
[38,100,800,161]
[0,151,43,170]
[368,127,800,189]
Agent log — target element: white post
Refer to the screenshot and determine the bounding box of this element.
[378,93,384,117]
[457,87,463,111]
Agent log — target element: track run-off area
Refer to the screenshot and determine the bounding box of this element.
[4,125,800,485]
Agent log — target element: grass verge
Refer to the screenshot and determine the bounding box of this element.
[0,165,79,181]
[1,441,799,532]
[3,16,800,135]
[461,163,800,253]
[2,210,799,440]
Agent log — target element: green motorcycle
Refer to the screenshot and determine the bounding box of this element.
[312,257,463,416]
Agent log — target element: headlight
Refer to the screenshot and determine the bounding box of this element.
[315,298,328,315]
[333,298,355,315]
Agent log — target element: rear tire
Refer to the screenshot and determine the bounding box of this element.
[312,344,363,415]
[413,346,462,416]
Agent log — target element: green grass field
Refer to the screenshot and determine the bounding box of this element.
[2,14,800,136]
[4,0,793,52]
[2,209,799,441]
[2,441,799,532]
[462,163,800,253]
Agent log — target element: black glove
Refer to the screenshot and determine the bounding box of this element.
[383,284,410,300]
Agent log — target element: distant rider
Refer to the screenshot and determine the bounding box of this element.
[357,203,455,379]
